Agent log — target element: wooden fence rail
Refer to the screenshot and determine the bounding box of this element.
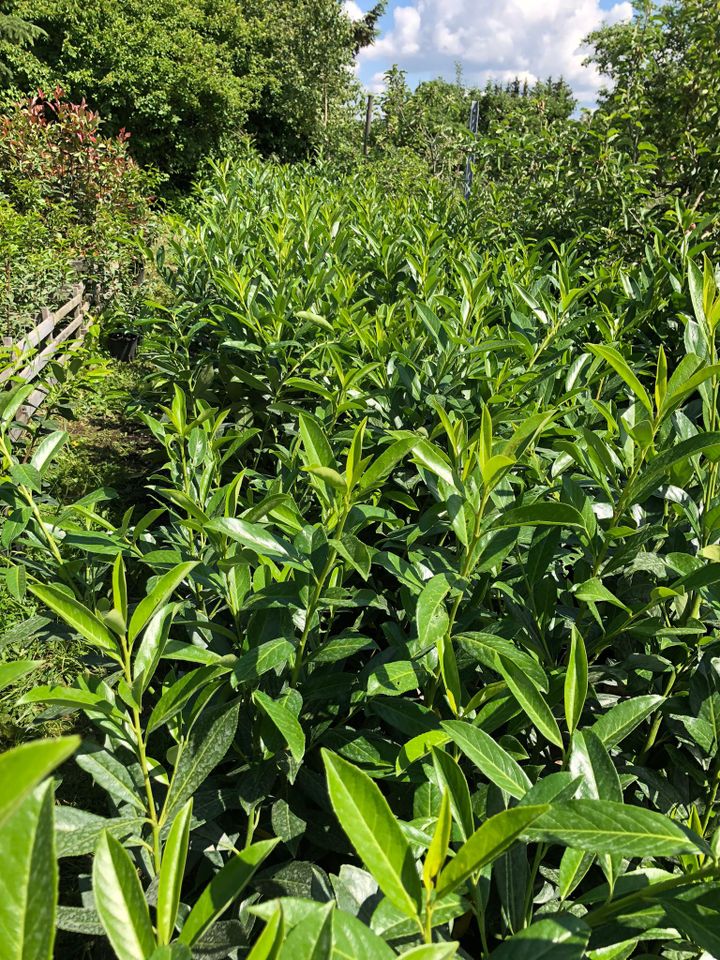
[1,282,92,435]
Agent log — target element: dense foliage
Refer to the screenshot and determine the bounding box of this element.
[1,157,720,957]
[2,1,720,958]
[367,1,720,237]
[3,0,383,181]
[0,88,156,335]
[371,69,576,180]
[587,0,720,200]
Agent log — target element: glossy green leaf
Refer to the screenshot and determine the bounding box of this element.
[164,701,240,818]
[76,748,145,812]
[399,946,459,959]
[441,720,531,799]
[525,800,704,856]
[323,750,423,918]
[93,832,156,960]
[0,737,79,829]
[0,659,40,694]
[416,574,450,648]
[276,902,333,959]
[457,633,548,691]
[412,439,456,487]
[178,839,277,946]
[206,517,301,565]
[128,562,198,643]
[489,914,590,960]
[305,465,347,491]
[6,563,26,600]
[587,343,653,414]
[629,432,720,504]
[246,908,284,960]
[253,690,306,762]
[431,747,474,842]
[568,731,621,802]
[495,503,585,530]
[298,412,335,470]
[654,884,720,955]
[574,578,629,612]
[366,660,421,697]
[112,553,128,625]
[30,431,68,476]
[147,665,225,734]
[423,789,451,888]
[18,685,120,716]
[10,463,42,493]
[132,603,176,694]
[157,800,193,944]
[232,639,295,684]
[438,633,461,714]
[333,533,371,579]
[558,848,594,901]
[436,805,548,898]
[28,584,117,656]
[358,437,416,492]
[497,655,563,748]
[148,946,192,960]
[564,627,588,734]
[330,909,396,959]
[0,382,34,423]
[590,695,663,747]
[0,781,58,960]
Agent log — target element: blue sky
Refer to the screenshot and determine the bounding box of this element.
[344,0,633,106]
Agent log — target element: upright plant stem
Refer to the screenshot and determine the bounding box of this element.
[427,490,488,709]
[290,501,350,687]
[0,433,66,570]
[121,632,162,873]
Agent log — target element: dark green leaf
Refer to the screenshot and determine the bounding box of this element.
[254,690,306,762]
[165,701,240,818]
[157,800,193,944]
[489,914,590,960]
[436,806,548,898]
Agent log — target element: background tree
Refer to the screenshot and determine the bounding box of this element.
[0,1,44,83]
[3,0,260,184]
[374,67,576,180]
[1,0,373,180]
[351,0,386,51]
[242,0,361,160]
[586,0,720,202]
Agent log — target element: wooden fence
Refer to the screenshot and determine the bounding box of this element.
[1,282,92,435]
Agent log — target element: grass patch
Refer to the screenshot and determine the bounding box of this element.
[45,352,160,518]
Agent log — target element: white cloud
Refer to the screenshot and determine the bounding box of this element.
[342,0,364,20]
[604,1,633,24]
[356,0,633,104]
[371,6,422,57]
[368,70,391,94]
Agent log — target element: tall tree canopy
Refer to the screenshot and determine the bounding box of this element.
[586,0,720,200]
[0,1,44,81]
[1,0,379,181]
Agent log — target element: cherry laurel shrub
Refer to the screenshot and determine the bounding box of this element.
[3,162,720,959]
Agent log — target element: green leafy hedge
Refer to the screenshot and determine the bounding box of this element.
[3,160,720,958]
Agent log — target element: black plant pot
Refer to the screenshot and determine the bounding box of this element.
[107,331,140,362]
